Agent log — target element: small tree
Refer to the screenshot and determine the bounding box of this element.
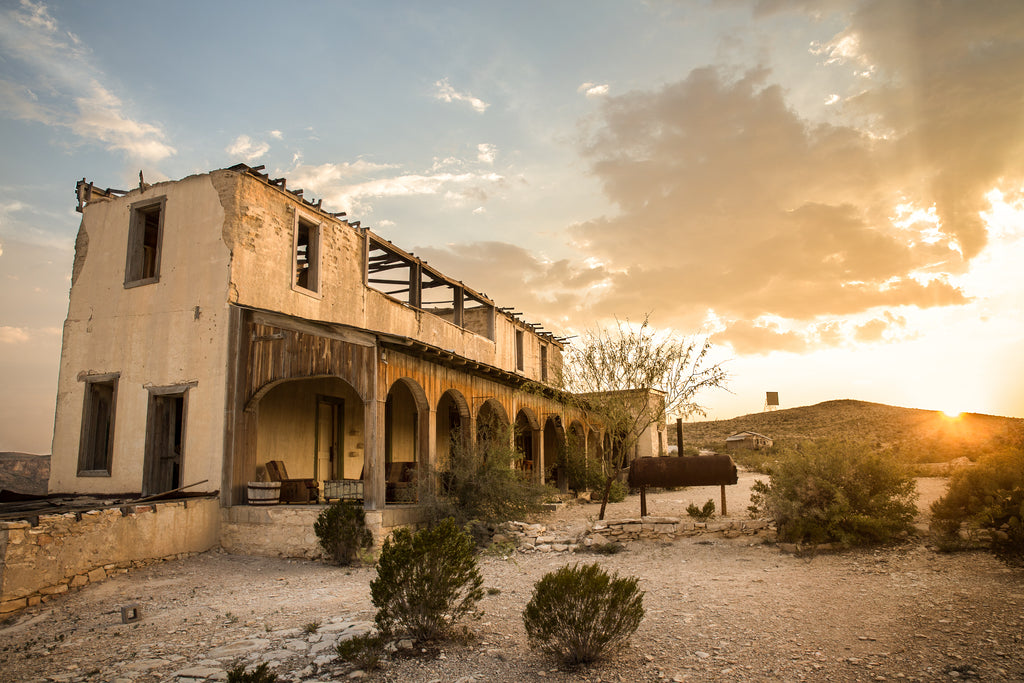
[419,424,550,527]
[559,315,728,519]
[313,501,373,565]
[750,440,917,546]
[370,518,484,641]
[523,562,644,667]
[931,448,1024,562]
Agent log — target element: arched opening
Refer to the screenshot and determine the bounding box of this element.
[476,398,509,448]
[435,389,470,469]
[385,379,426,505]
[544,415,567,491]
[255,376,364,501]
[514,408,540,476]
[566,420,587,493]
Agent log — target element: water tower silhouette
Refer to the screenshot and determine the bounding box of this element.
[764,391,780,412]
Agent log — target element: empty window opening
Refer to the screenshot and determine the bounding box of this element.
[515,329,525,372]
[294,215,320,292]
[125,198,165,286]
[143,391,186,496]
[540,345,548,382]
[78,376,118,475]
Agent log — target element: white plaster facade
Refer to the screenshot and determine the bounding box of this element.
[50,165,587,511]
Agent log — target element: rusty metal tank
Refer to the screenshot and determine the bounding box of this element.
[627,454,738,488]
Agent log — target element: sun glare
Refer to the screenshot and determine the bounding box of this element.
[941,409,962,419]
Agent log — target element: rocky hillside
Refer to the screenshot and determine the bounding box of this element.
[677,399,1024,463]
[0,452,50,495]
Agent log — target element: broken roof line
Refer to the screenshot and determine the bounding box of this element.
[73,162,566,346]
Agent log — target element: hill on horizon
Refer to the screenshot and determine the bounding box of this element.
[0,452,50,495]
[678,399,1024,463]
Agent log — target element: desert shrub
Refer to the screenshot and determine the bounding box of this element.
[751,440,918,546]
[686,499,716,522]
[931,448,1024,562]
[607,478,628,503]
[522,562,644,667]
[227,663,277,683]
[422,428,551,526]
[370,517,484,641]
[314,500,373,565]
[335,633,385,671]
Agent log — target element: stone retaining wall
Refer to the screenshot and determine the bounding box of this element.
[0,497,220,614]
[500,515,775,553]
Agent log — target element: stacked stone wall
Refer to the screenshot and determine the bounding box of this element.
[0,497,220,614]
[501,515,775,553]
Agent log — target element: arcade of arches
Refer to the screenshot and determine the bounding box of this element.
[229,318,603,511]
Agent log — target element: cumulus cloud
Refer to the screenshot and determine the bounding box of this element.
[434,78,489,113]
[286,160,505,216]
[0,326,29,344]
[225,134,270,162]
[578,82,610,97]
[477,143,497,164]
[0,1,175,162]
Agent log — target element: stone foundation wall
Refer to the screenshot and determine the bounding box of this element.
[0,497,220,614]
[219,505,429,559]
[501,515,775,553]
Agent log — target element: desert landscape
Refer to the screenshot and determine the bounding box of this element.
[1,472,1021,683]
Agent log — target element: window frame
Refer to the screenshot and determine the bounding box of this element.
[124,196,166,288]
[515,329,525,372]
[292,211,323,296]
[77,372,120,476]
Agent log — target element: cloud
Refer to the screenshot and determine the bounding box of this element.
[0,1,175,162]
[286,160,505,216]
[561,56,1003,344]
[477,143,497,164]
[226,134,270,162]
[0,326,29,344]
[434,78,489,113]
[269,130,283,139]
[578,82,610,97]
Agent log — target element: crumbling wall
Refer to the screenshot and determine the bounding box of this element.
[0,497,220,614]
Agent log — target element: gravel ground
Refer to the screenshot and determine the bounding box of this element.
[1,474,1022,682]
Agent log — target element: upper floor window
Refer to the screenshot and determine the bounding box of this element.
[293,213,321,294]
[515,329,525,372]
[78,373,119,476]
[540,344,548,382]
[125,197,166,287]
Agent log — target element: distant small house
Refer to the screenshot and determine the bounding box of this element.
[725,431,773,450]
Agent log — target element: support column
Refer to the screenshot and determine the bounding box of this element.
[363,398,386,510]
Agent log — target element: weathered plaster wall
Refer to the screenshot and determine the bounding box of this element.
[219,171,561,384]
[50,175,232,495]
[0,498,220,614]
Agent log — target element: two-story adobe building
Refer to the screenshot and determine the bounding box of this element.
[50,164,607,528]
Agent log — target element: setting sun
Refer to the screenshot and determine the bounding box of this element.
[941,409,963,419]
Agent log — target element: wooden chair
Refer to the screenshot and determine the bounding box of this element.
[265,460,319,503]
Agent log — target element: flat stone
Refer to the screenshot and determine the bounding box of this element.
[206,638,271,659]
[173,666,223,678]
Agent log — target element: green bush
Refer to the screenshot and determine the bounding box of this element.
[226,663,277,683]
[370,517,484,641]
[314,501,373,565]
[931,448,1024,562]
[522,562,644,667]
[421,428,550,526]
[607,478,628,503]
[750,440,918,546]
[686,499,715,522]
[335,633,385,671]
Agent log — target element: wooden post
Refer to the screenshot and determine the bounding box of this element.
[720,484,727,517]
[640,485,647,517]
[676,418,683,456]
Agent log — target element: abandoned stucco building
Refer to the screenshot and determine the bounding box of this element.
[49,164,634,532]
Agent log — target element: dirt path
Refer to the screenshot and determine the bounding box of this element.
[1,475,1022,682]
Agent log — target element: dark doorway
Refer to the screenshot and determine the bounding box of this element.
[143,392,186,496]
